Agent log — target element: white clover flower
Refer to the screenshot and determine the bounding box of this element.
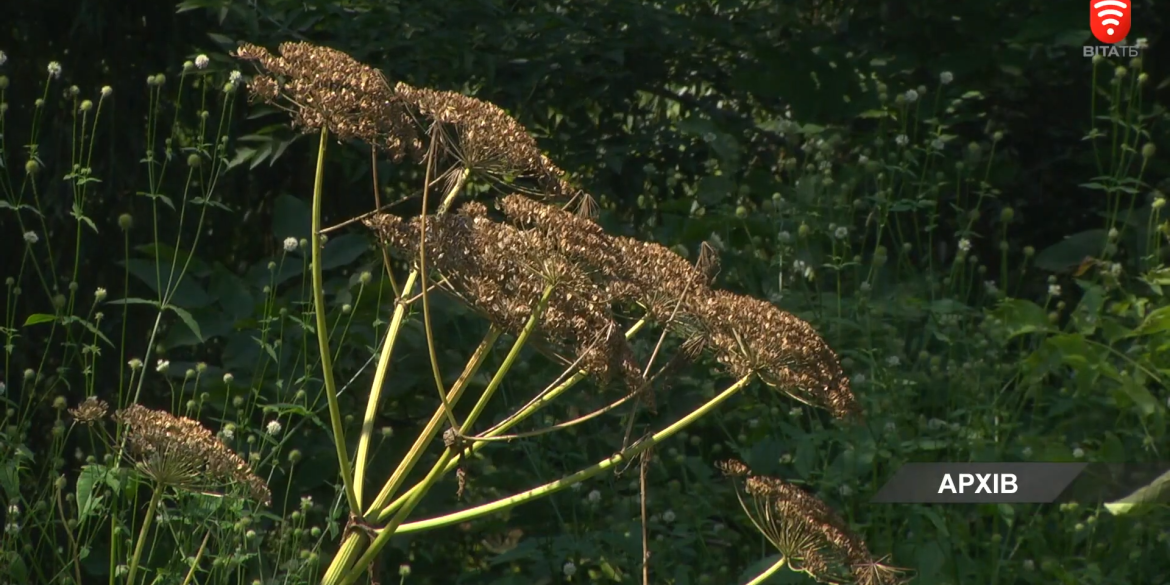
[47,61,62,79]
[904,89,919,103]
[1048,284,1062,297]
[266,420,283,436]
[587,489,601,503]
[834,226,849,239]
[958,238,971,252]
[221,427,234,440]
[155,359,170,373]
[101,86,113,98]
[940,71,954,85]
[563,562,577,577]
[1073,447,1084,459]
[282,236,298,252]
[229,70,242,84]
[128,358,143,370]
[223,372,234,384]
[663,509,676,523]
[886,355,900,367]
[895,134,909,147]
[195,54,209,69]
[23,231,38,244]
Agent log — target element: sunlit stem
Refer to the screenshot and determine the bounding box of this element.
[319,531,368,585]
[352,168,469,505]
[335,374,754,584]
[178,531,212,585]
[125,482,164,585]
[744,557,788,585]
[373,318,647,521]
[362,327,501,517]
[310,129,359,514]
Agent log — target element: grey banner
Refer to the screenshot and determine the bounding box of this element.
[871,463,1088,503]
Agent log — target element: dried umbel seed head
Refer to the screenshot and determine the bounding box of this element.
[115,404,270,504]
[394,83,573,197]
[721,460,908,585]
[363,210,640,388]
[235,42,419,159]
[69,397,109,425]
[690,291,857,419]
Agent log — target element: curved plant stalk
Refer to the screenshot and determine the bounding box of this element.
[125,482,164,585]
[310,128,360,514]
[323,286,555,585]
[178,531,212,585]
[372,317,649,521]
[361,326,500,517]
[743,557,788,585]
[335,374,755,585]
[352,167,470,505]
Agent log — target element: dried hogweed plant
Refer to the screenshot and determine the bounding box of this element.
[234,41,894,585]
[720,461,908,585]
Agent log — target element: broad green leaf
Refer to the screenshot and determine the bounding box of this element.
[1130,306,1170,337]
[321,234,372,270]
[76,465,107,524]
[167,305,204,342]
[1034,229,1106,272]
[992,298,1052,338]
[273,194,312,241]
[1105,468,1170,515]
[121,259,215,308]
[22,313,57,326]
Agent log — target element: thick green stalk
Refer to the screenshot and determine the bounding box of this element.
[374,319,647,519]
[337,374,754,584]
[361,327,500,518]
[310,129,359,514]
[352,168,470,505]
[744,557,788,585]
[125,483,164,585]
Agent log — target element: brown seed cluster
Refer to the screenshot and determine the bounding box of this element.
[115,405,271,505]
[69,396,109,425]
[364,204,641,387]
[720,460,908,585]
[235,42,420,159]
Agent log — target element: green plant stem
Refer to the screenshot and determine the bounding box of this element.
[178,531,212,585]
[337,374,754,585]
[310,128,360,514]
[125,483,164,585]
[320,531,368,585]
[353,168,470,505]
[743,557,788,585]
[361,327,500,517]
[374,318,648,520]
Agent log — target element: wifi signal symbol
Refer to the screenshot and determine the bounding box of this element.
[1090,0,1131,44]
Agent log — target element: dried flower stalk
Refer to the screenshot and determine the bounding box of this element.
[720,460,908,585]
[69,396,109,425]
[116,405,270,504]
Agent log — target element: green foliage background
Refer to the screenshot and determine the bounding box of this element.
[2,0,1170,584]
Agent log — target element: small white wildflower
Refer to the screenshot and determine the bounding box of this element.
[128,358,143,370]
[1048,284,1062,297]
[563,562,577,577]
[0,51,6,67]
[984,280,998,295]
[94,287,107,303]
[23,231,38,244]
[101,86,113,98]
[834,226,849,239]
[1023,559,1035,571]
[663,510,676,523]
[1073,447,1085,459]
[884,421,896,433]
[1135,38,1149,49]
[223,372,234,384]
[927,418,946,430]
[221,427,234,440]
[266,420,283,436]
[0,381,6,395]
[1022,446,1033,458]
[156,359,170,373]
[777,230,791,243]
[886,355,900,367]
[895,134,909,147]
[47,61,62,79]
[194,54,209,69]
[930,138,945,151]
[958,238,971,252]
[1108,227,1119,240]
[788,407,802,417]
[853,373,867,385]
[838,484,853,497]
[859,281,871,293]
[5,522,18,535]
[282,237,298,252]
[587,489,601,503]
[940,71,954,85]
[7,504,19,516]
[904,89,919,103]
[229,70,242,84]
[858,154,869,164]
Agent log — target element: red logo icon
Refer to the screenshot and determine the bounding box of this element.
[1090,0,1131,44]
